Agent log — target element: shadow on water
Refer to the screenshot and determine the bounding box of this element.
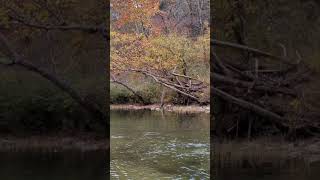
[0,150,107,180]
[214,139,320,180]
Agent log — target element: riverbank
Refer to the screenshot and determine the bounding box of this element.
[0,135,108,152]
[110,104,210,113]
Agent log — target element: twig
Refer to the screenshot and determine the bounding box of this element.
[212,39,296,65]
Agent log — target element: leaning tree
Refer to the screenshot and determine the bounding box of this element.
[0,0,109,131]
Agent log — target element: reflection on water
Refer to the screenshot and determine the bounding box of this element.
[214,140,320,180]
[110,110,210,179]
[215,157,320,180]
[0,150,107,180]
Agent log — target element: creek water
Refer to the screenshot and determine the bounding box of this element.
[110,110,210,179]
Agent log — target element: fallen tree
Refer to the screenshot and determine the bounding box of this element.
[212,39,320,139]
[110,67,210,105]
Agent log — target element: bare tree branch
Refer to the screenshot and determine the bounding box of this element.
[212,87,288,127]
[110,74,147,104]
[0,33,107,126]
[212,39,296,65]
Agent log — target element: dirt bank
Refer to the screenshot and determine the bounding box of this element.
[110,104,210,113]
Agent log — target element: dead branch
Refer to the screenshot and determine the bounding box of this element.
[212,39,318,138]
[212,52,233,76]
[212,87,288,127]
[212,39,296,65]
[127,68,208,103]
[4,13,109,40]
[212,73,297,96]
[110,74,147,104]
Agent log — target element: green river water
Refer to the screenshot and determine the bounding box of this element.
[110,110,210,179]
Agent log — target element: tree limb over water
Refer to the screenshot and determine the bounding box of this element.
[0,33,107,128]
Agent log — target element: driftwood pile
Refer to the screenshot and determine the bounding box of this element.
[212,40,320,139]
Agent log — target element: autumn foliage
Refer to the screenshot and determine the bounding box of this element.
[110,0,210,104]
[112,0,160,28]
